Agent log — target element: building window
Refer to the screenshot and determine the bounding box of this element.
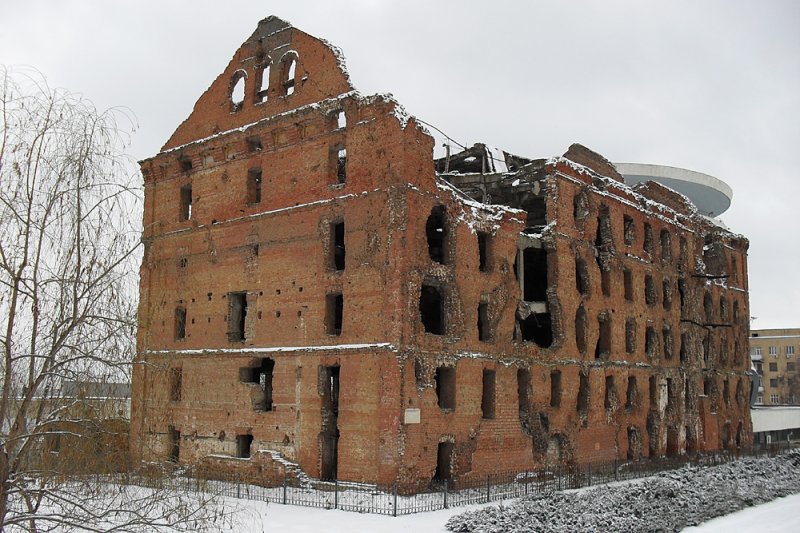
[625,376,637,409]
[623,215,635,245]
[236,434,254,459]
[330,221,346,271]
[662,325,673,360]
[520,247,548,302]
[435,367,456,410]
[180,184,192,221]
[770,393,779,404]
[625,318,637,354]
[643,223,653,256]
[282,57,297,96]
[481,369,496,419]
[575,258,590,296]
[247,168,262,204]
[426,206,448,264]
[227,292,248,342]
[787,346,796,357]
[334,147,347,184]
[256,63,270,102]
[550,370,561,408]
[623,268,633,301]
[753,346,762,356]
[644,275,656,306]
[240,358,275,411]
[174,307,187,341]
[325,293,343,336]
[477,302,492,342]
[577,372,590,414]
[769,346,778,357]
[168,426,180,463]
[769,378,779,388]
[246,136,263,152]
[660,229,672,262]
[420,283,444,335]
[769,362,778,372]
[517,369,531,418]
[477,232,490,272]
[595,313,612,360]
[645,325,657,358]
[787,362,796,372]
[605,375,616,410]
[662,279,672,310]
[169,367,182,402]
[230,69,246,110]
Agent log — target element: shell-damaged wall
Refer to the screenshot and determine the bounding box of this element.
[131,16,752,491]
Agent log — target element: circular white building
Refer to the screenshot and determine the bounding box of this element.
[615,163,733,217]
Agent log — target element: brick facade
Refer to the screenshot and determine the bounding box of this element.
[130,16,752,491]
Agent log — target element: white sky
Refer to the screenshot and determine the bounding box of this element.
[1,0,797,329]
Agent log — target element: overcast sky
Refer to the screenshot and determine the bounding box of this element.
[1,0,797,329]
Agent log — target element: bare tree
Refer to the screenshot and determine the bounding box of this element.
[0,67,232,531]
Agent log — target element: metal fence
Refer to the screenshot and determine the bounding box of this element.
[118,442,796,517]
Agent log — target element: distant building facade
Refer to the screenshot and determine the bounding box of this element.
[130,17,753,491]
[750,328,800,405]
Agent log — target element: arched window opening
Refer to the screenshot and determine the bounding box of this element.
[283,58,297,96]
[257,63,271,103]
[230,70,247,111]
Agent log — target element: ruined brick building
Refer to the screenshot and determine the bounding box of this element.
[130,16,752,490]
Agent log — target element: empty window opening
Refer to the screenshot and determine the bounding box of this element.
[426,206,448,264]
[735,379,744,406]
[335,147,347,184]
[336,110,346,129]
[550,370,562,408]
[627,426,642,460]
[319,365,340,480]
[679,236,688,268]
[600,268,611,297]
[660,229,672,262]
[517,368,531,419]
[649,376,657,408]
[575,258,590,296]
[704,293,713,323]
[577,372,590,414]
[595,313,611,360]
[662,279,672,310]
[666,426,680,457]
[434,441,454,482]
[625,318,637,354]
[643,223,654,256]
[169,367,182,402]
[723,379,730,405]
[236,434,254,459]
[623,215,635,245]
[257,64,270,102]
[521,247,548,302]
[644,275,656,306]
[680,333,689,362]
[330,221,346,271]
[623,268,633,301]
[283,58,296,96]
[477,302,492,342]
[645,325,657,358]
[227,292,248,342]
[733,300,740,323]
[678,278,686,311]
[420,283,444,335]
[626,376,637,409]
[573,191,589,223]
[594,207,612,250]
[719,296,728,320]
[663,325,673,360]
[168,426,180,463]
[518,313,552,348]
[241,358,275,411]
[230,70,246,110]
[246,136,263,152]
[435,367,456,410]
[477,232,490,272]
[685,379,692,406]
[575,305,588,354]
[179,155,193,172]
[605,375,616,410]
[481,369,496,419]
[247,168,262,204]
[702,333,710,366]
[180,184,192,221]
[666,378,674,409]
[325,293,343,336]
[174,307,186,341]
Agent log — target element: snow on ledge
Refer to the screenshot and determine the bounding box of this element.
[144,342,397,356]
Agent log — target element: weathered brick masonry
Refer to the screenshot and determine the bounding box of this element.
[130,16,752,491]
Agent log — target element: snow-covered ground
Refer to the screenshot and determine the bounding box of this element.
[220,451,800,532]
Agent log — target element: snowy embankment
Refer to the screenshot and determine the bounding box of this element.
[445,450,800,533]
